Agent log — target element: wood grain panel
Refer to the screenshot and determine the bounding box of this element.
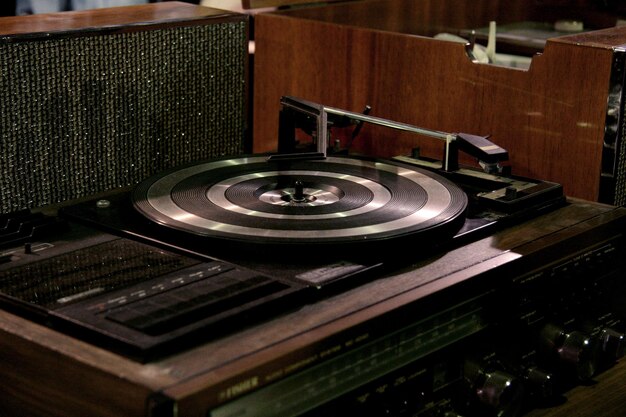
[252,0,621,202]
[261,0,618,37]
[0,310,175,417]
[243,0,346,10]
[0,1,235,36]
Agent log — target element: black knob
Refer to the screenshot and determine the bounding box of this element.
[523,366,553,401]
[599,328,625,363]
[476,371,524,416]
[560,331,598,380]
[539,324,599,381]
[464,361,524,417]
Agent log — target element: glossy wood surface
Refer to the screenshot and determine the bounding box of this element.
[243,0,346,10]
[0,1,238,36]
[252,0,626,202]
[255,0,619,35]
[0,309,173,417]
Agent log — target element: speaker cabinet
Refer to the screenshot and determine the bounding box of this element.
[253,0,626,205]
[0,2,248,214]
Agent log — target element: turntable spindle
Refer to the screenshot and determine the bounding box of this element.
[293,180,306,203]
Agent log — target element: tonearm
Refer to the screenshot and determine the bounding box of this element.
[270,96,509,174]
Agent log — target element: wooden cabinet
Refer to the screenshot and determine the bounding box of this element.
[253,0,626,204]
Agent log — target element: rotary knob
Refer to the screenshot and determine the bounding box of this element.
[476,371,524,417]
[598,328,625,363]
[464,361,524,417]
[523,366,553,401]
[539,324,599,381]
[559,331,597,380]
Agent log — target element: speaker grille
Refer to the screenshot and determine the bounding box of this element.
[614,106,626,206]
[601,49,626,206]
[0,20,247,214]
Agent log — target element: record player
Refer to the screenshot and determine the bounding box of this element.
[1,97,626,417]
[0,96,565,361]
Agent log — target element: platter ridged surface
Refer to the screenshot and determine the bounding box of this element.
[132,156,468,246]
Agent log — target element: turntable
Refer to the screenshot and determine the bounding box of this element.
[68,95,565,259]
[0,96,566,361]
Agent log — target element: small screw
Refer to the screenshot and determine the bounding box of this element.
[96,199,111,209]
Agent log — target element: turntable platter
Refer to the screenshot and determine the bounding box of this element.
[132,156,468,248]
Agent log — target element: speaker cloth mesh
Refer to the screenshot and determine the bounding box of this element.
[0,20,247,214]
